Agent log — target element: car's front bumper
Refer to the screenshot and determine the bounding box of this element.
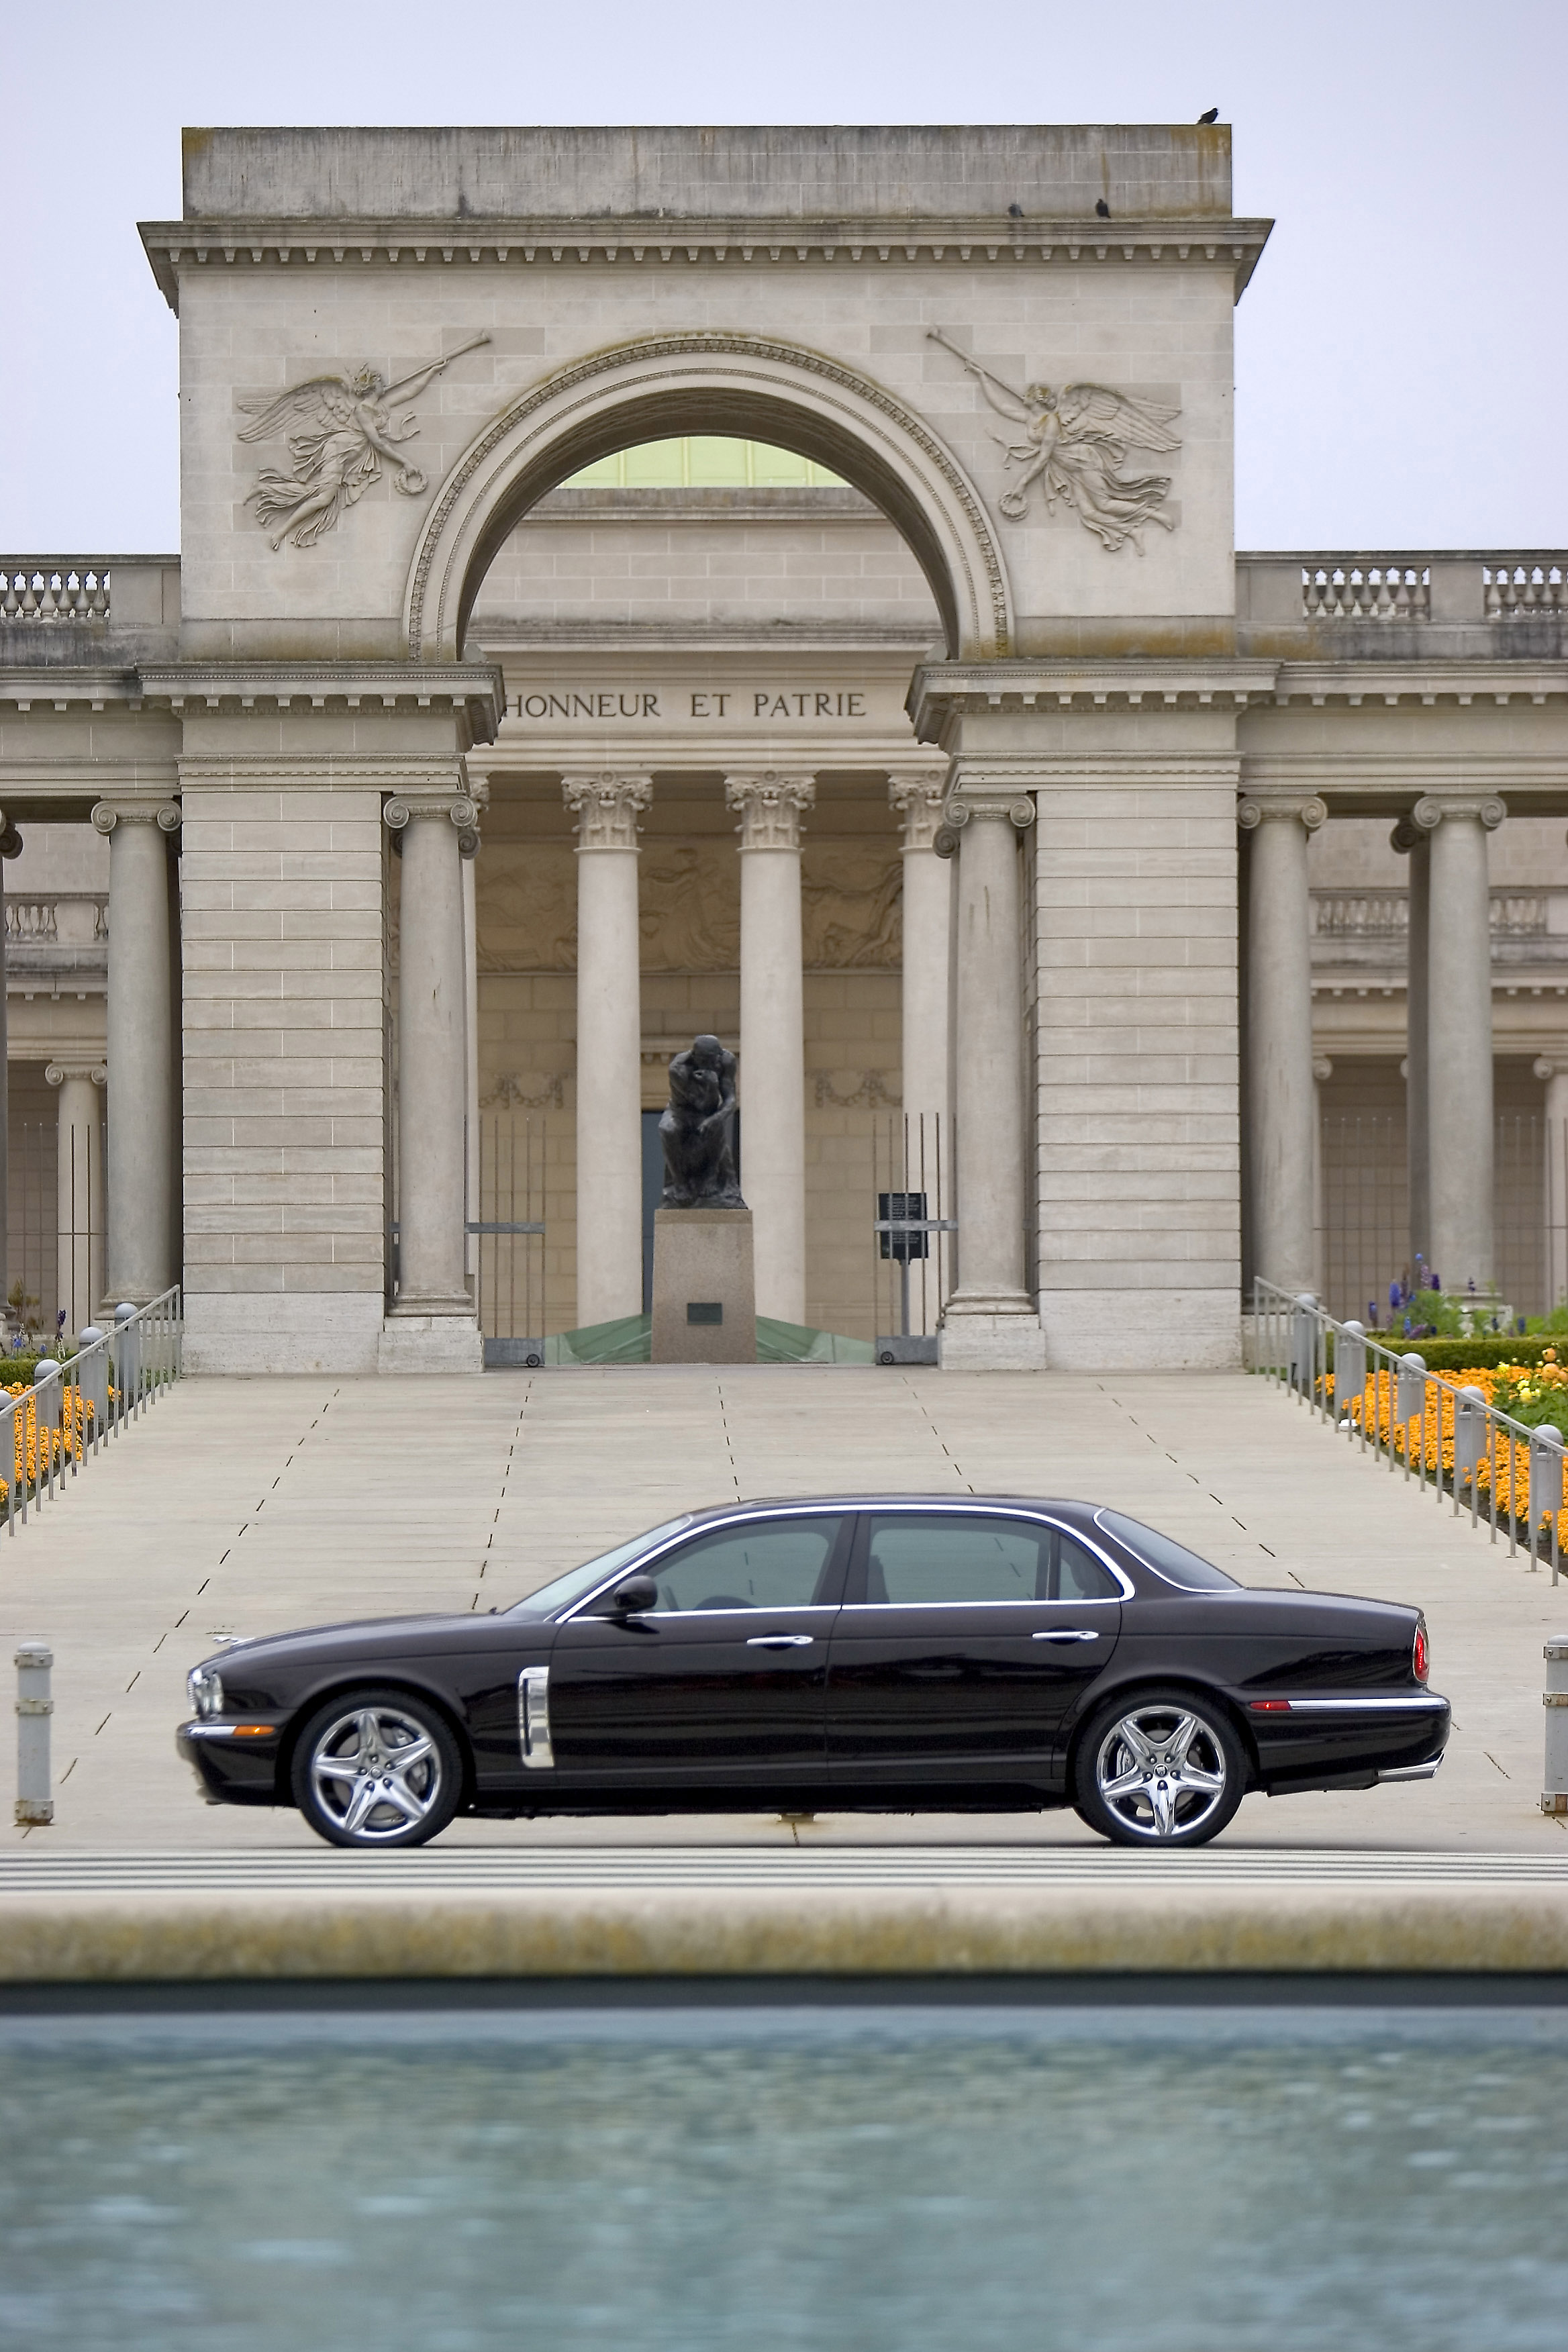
[177,1720,283,1806]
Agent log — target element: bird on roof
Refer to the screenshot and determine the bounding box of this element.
[1095,197,1111,218]
[1008,202,1025,218]
[1197,107,1219,124]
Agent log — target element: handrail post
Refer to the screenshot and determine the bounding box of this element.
[1546,1636,1568,1816]
[14,1640,52,1826]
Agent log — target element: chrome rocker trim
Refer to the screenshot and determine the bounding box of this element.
[518,1666,554,1769]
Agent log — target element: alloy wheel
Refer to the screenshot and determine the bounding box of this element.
[1093,1701,1230,1841]
[307,1703,447,1843]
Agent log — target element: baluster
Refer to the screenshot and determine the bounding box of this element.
[69,571,90,618]
[1483,565,1503,619]
[19,574,40,619]
[90,569,109,618]
[1,573,19,620]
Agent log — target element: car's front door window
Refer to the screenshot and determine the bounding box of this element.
[604,1516,844,1614]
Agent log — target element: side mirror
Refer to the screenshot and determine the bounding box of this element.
[610,1573,659,1616]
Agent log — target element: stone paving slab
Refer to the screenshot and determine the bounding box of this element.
[0,1366,1563,1857]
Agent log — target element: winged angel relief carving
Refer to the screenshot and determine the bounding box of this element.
[928,329,1181,552]
[238,334,490,550]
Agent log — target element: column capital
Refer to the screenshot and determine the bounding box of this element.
[1236,793,1325,833]
[1390,816,1424,854]
[562,772,653,852]
[887,765,950,853]
[45,1062,107,1089]
[726,771,816,851]
[91,797,180,835]
[1312,1056,1334,1085]
[1413,792,1506,833]
[384,785,481,859]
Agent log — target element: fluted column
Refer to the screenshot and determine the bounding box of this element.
[726,771,814,1324]
[888,765,952,1140]
[1391,816,1431,1271]
[92,795,180,1306]
[936,785,1044,1367]
[46,1062,106,1333]
[1415,791,1504,1291]
[383,783,479,1324]
[563,772,652,1327]
[1238,793,1324,1295]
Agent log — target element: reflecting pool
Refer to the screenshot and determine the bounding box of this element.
[2,2009,1567,2349]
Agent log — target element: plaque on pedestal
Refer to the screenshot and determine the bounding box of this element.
[651,1207,756,1363]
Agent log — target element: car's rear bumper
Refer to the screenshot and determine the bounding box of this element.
[1248,1689,1450,1792]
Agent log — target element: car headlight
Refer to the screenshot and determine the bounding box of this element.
[188,1665,224,1719]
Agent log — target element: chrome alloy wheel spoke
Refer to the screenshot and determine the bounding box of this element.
[310,1710,441,1840]
[1097,1706,1227,1840]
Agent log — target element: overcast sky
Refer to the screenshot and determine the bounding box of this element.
[3,0,1563,556]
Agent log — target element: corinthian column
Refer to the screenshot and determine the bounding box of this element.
[563,772,652,1327]
[1391,815,1431,1270]
[92,795,181,1306]
[383,783,481,1363]
[1414,791,1505,1291]
[726,771,814,1324]
[888,765,952,1140]
[936,784,1044,1369]
[1238,793,1324,1297]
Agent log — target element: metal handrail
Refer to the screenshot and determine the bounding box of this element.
[1,1286,183,1536]
[1251,1277,1564,1585]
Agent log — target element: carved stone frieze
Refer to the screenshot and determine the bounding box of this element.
[726,772,816,852]
[480,1072,566,1111]
[238,335,490,551]
[812,1069,903,1109]
[562,773,653,852]
[927,328,1181,549]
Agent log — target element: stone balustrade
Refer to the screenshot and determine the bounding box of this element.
[1,569,112,623]
[4,894,110,945]
[1300,563,1431,623]
[1236,550,1568,643]
[0,558,179,651]
[1484,560,1568,619]
[1310,888,1553,942]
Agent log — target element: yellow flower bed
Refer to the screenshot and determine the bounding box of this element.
[0,1381,97,1507]
[1328,1351,1568,1545]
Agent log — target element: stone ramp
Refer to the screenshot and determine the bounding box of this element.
[3,1849,1566,1981]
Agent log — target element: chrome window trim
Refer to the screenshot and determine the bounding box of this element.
[518,1665,554,1767]
[836,1596,1123,1613]
[554,1504,850,1624]
[1091,1506,1240,1594]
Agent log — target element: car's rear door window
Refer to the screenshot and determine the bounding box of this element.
[861,1514,1048,1604]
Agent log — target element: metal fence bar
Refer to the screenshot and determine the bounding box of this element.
[2,1287,182,1536]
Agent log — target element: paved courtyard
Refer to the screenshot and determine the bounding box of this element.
[2,1365,1563,1853]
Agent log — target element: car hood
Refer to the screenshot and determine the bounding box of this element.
[193,1612,493,1676]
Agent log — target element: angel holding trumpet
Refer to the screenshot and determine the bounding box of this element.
[927,328,1181,553]
[238,334,491,550]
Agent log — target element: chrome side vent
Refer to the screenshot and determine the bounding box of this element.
[518,1666,553,1769]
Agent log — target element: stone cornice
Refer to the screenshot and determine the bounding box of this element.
[135,663,504,740]
[1263,660,1568,707]
[139,216,1273,313]
[909,658,1279,731]
[176,754,479,787]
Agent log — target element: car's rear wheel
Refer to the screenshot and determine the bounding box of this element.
[292,1687,461,1849]
[1074,1687,1244,1849]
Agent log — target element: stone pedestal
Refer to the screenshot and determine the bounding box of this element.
[651,1208,756,1364]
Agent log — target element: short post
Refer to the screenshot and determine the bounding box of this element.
[1531,1428,1565,1579]
[1454,1385,1487,1524]
[1546,1636,1568,1815]
[1336,1320,1367,1432]
[75,1327,108,1447]
[111,1302,140,1418]
[32,1360,62,1497]
[1289,1292,1318,1401]
[15,1640,53,1826]
[1396,1352,1426,1479]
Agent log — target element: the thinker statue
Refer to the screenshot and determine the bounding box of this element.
[660,1034,745,1208]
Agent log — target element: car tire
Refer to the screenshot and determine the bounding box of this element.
[291,1686,462,1850]
[1073,1685,1245,1849]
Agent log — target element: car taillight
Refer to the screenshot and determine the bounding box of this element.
[1413,1621,1429,1683]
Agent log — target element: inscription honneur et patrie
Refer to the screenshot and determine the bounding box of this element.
[511,689,871,722]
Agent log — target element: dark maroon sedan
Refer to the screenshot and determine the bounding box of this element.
[179,1496,1447,1851]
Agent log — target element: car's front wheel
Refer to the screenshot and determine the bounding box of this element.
[1074,1687,1244,1849]
[291,1687,462,1849]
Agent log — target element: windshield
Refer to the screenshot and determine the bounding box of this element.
[1093,1510,1240,1593]
[505,1517,695,1619]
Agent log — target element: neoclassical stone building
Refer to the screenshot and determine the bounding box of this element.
[1,124,1565,1372]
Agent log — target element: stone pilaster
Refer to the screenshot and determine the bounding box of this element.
[1391,816,1431,1272]
[91,794,181,1308]
[1238,791,1325,1299]
[563,772,652,1327]
[45,1061,107,1335]
[1536,1052,1568,1314]
[888,764,952,1162]
[0,807,22,1314]
[381,777,483,1371]
[936,777,1045,1369]
[726,771,814,1324]
[1414,791,1505,1291]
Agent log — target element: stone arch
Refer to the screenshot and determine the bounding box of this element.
[403,331,1012,664]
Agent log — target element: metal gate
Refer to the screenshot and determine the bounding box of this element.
[473,1114,548,1367]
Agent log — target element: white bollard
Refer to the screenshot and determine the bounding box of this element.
[1546,1636,1568,1816]
[75,1327,109,1436]
[15,1640,52,1826]
[111,1304,140,1418]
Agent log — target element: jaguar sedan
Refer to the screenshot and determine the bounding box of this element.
[177,1496,1449,1851]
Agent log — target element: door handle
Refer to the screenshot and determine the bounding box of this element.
[1032,1630,1101,1643]
[746,1634,816,1649]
